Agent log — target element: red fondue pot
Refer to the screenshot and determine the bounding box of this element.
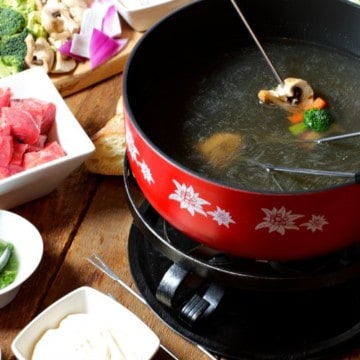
[123,0,360,260]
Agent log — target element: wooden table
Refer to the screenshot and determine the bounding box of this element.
[1,72,360,360]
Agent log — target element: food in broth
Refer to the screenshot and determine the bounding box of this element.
[258,77,315,112]
[145,40,360,192]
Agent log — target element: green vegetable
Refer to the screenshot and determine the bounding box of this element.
[27,11,48,39]
[289,122,307,136]
[303,108,333,132]
[0,0,36,22]
[0,240,19,290]
[0,1,48,78]
[0,29,28,78]
[0,7,26,38]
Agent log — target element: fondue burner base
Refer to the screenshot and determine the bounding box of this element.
[127,203,360,360]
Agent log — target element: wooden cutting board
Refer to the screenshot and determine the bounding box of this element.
[51,21,143,97]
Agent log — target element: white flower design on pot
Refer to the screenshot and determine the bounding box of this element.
[255,207,304,235]
[300,215,328,232]
[255,206,329,235]
[207,206,236,228]
[126,128,139,163]
[169,180,210,216]
[126,127,154,185]
[139,159,154,184]
[168,180,236,227]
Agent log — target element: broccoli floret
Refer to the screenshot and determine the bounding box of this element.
[27,11,48,39]
[303,108,333,132]
[0,0,36,21]
[0,56,23,77]
[0,7,26,38]
[0,29,28,78]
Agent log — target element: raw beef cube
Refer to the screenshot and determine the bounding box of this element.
[27,134,47,152]
[1,107,40,145]
[0,164,23,179]
[10,142,28,165]
[7,164,24,176]
[0,134,13,167]
[0,122,10,135]
[0,166,10,179]
[0,87,12,109]
[11,98,56,134]
[23,141,65,169]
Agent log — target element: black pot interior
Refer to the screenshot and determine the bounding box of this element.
[123,0,360,191]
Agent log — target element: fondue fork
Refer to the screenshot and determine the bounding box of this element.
[229,0,284,87]
[87,254,219,360]
[262,163,360,182]
[313,131,360,144]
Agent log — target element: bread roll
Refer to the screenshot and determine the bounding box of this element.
[85,97,126,176]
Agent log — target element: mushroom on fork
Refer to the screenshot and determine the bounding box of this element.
[258,77,315,113]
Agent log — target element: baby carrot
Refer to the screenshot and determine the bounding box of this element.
[307,97,327,110]
[288,111,304,123]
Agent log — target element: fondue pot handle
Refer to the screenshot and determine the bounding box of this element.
[155,262,224,326]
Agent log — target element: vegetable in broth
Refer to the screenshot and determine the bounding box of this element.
[146,40,360,192]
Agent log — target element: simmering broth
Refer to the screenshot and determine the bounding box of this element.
[145,40,360,192]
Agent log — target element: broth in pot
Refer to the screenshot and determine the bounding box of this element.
[145,40,360,192]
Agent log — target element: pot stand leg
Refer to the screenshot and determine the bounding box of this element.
[155,262,224,326]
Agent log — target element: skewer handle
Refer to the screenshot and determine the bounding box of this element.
[316,131,360,143]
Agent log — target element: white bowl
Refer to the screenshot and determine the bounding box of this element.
[116,0,194,31]
[12,286,160,360]
[0,210,43,308]
[0,67,95,209]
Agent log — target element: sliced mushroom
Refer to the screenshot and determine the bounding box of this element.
[68,6,86,25]
[41,2,80,35]
[258,78,314,112]
[61,0,89,9]
[50,50,77,73]
[25,34,55,73]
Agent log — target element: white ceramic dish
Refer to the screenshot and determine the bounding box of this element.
[0,210,43,308]
[116,0,194,31]
[12,286,160,360]
[0,67,95,209]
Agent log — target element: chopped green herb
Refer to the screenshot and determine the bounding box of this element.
[0,240,19,289]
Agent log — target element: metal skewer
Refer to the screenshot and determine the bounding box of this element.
[314,131,360,144]
[262,163,360,183]
[229,0,284,86]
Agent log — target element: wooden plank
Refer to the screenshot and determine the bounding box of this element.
[51,22,143,97]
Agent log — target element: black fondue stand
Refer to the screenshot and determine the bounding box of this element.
[124,158,360,360]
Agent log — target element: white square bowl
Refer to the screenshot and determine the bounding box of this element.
[0,67,95,209]
[116,0,194,32]
[12,286,160,359]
